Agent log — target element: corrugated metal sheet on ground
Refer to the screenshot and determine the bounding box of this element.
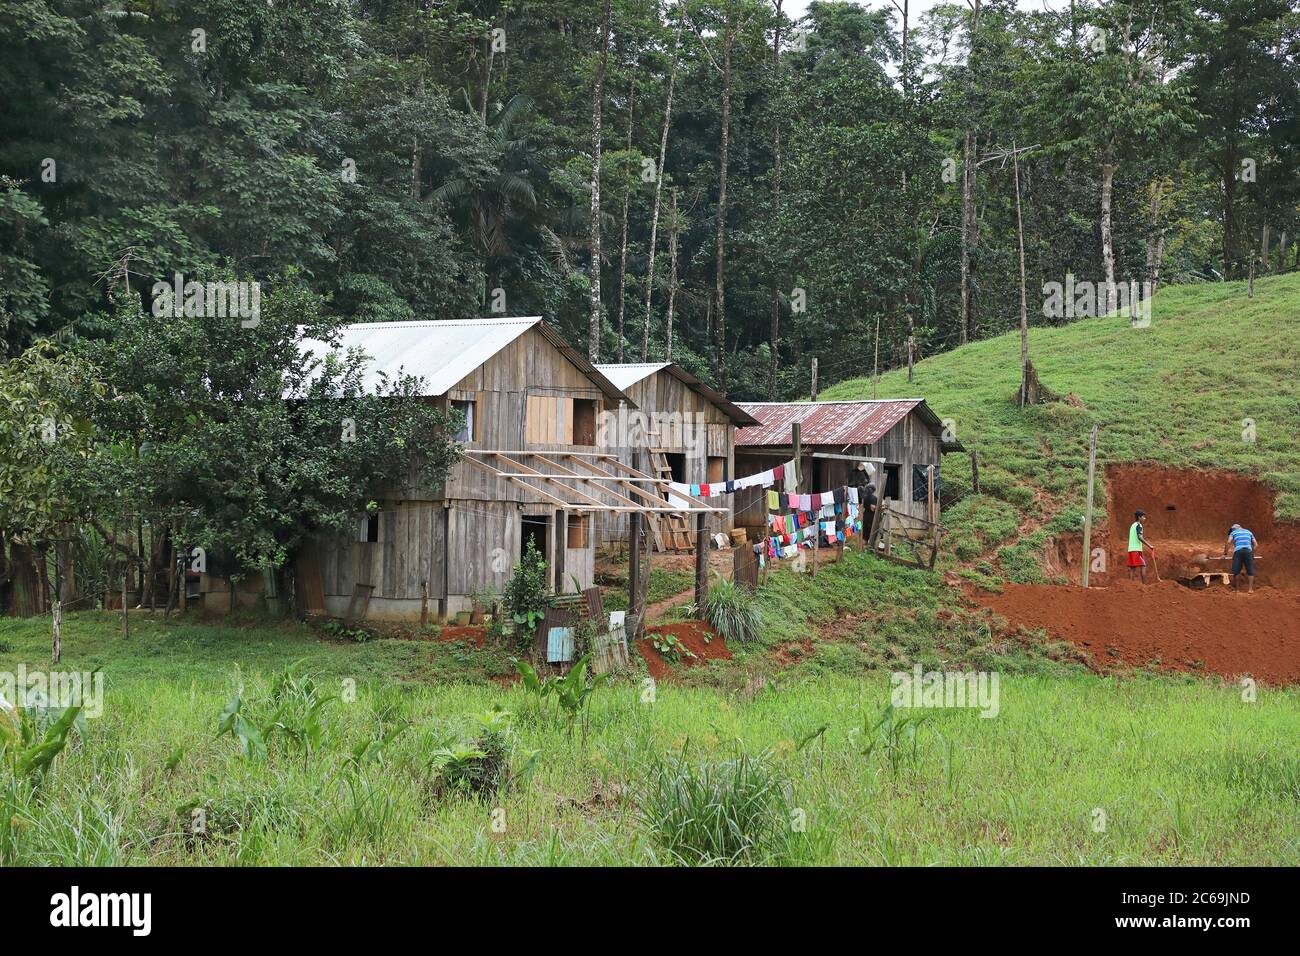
[735,400,922,447]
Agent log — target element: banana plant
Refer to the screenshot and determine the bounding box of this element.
[0,704,84,780]
[552,655,606,745]
[216,691,267,761]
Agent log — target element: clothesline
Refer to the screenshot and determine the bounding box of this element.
[668,459,797,499]
[765,485,866,514]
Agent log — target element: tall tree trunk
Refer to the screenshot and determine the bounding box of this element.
[643,23,682,361]
[480,34,495,124]
[8,542,42,617]
[587,0,612,361]
[666,189,679,361]
[960,130,976,345]
[768,0,784,399]
[56,537,75,606]
[1221,150,1238,280]
[616,81,635,363]
[1100,156,1118,316]
[413,74,425,200]
[712,1,737,388]
[1145,178,1167,292]
[959,0,981,346]
[1014,147,1031,406]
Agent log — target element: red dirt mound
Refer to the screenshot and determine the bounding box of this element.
[434,624,487,646]
[970,580,1300,684]
[636,621,731,679]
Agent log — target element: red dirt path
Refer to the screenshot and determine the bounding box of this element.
[970,580,1300,684]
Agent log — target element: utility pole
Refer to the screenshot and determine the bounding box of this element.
[1081,425,1098,588]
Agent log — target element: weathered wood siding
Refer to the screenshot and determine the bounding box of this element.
[315,326,605,619]
[597,370,736,542]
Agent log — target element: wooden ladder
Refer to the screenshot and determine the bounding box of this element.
[645,436,694,553]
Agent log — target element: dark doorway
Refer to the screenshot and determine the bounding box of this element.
[521,515,549,563]
[664,452,687,483]
[883,464,901,501]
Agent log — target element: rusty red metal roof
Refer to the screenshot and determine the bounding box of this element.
[735,399,931,448]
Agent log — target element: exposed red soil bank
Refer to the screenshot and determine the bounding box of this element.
[1103,464,1300,588]
[971,580,1300,684]
[636,621,731,680]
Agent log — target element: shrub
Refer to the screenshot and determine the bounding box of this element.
[503,538,551,651]
[701,578,763,645]
[639,744,791,865]
[427,709,537,800]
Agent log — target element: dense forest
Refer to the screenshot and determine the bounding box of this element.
[2,0,1298,403]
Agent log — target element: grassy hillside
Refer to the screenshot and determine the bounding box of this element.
[823,274,1300,535]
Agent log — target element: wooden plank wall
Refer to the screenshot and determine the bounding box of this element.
[318,501,446,601]
[596,370,736,543]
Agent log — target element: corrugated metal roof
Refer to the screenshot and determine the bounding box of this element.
[594,362,671,391]
[736,399,962,452]
[595,362,759,427]
[301,318,625,401]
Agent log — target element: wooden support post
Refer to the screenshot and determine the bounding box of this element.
[791,422,802,492]
[927,464,936,525]
[812,519,819,579]
[628,511,642,638]
[1081,425,1098,588]
[970,448,980,494]
[694,512,707,611]
[420,580,429,627]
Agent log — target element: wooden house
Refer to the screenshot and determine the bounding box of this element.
[732,399,964,532]
[295,319,722,621]
[593,362,758,544]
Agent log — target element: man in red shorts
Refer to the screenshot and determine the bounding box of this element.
[1126,509,1154,583]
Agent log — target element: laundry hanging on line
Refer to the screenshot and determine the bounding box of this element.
[759,485,864,562]
[669,459,796,499]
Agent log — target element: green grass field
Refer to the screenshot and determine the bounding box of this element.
[2,275,1297,866]
[1,612,1296,865]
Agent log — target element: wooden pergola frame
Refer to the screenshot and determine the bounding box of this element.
[460,450,726,515]
[460,450,726,642]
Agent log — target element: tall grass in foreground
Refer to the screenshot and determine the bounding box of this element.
[640,744,792,865]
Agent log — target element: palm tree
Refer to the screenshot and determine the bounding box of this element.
[431,94,542,306]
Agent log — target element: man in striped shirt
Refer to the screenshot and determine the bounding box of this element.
[1223,524,1259,593]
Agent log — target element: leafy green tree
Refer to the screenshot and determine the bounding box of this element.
[67,276,461,604]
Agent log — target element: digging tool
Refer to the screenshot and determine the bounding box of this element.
[1149,549,1161,582]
